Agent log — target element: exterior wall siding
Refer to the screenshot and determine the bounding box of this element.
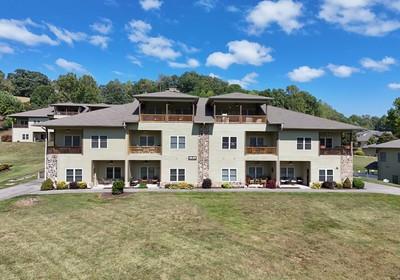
[378,148,400,183]
[12,117,49,142]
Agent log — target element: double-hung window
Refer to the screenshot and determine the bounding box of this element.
[170,169,185,181]
[106,167,122,180]
[139,135,155,146]
[297,137,312,150]
[320,137,333,148]
[248,167,263,179]
[66,168,83,182]
[222,137,237,149]
[65,135,80,147]
[91,136,107,148]
[222,168,237,182]
[319,169,334,182]
[22,134,29,140]
[170,136,185,149]
[249,137,264,147]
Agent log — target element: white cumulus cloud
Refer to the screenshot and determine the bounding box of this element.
[319,0,400,36]
[168,58,200,68]
[126,19,181,61]
[228,72,259,89]
[206,40,273,69]
[56,58,87,73]
[90,18,112,34]
[327,64,359,77]
[47,24,87,46]
[288,66,325,82]
[246,0,303,34]
[388,83,400,90]
[139,0,162,10]
[0,18,57,46]
[89,35,109,49]
[360,56,396,72]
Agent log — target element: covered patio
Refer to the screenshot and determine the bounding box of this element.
[279,161,310,186]
[129,160,161,187]
[92,160,125,186]
[245,161,277,188]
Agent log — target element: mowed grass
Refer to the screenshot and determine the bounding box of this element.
[0,193,400,279]
[0,142,44,189]
[353,155,377,173]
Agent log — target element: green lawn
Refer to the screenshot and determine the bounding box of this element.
[1,192,399,279]
[353,155,377,173]
[0,142,44,189]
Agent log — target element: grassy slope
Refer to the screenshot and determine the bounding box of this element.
[0,192,399,279]
[353,155,377,173]
[0,142,44,189]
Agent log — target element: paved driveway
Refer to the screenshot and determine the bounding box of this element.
[1,180,399,201]
[0,180,41,201]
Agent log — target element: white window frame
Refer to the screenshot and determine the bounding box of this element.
[248,166,264,179]
[65,135,81,147]
[91,135,108,149]
[221,168,237,182]
[169,168,186,182]
[139,135,155,146]
[297,137,312,150]
[106,166,122,180]
[319,169,334,182]
[222,136,237,150]
[170,136,186,150]
[22,133,29,140]
[65,168,83,182]
[281,167,295,178]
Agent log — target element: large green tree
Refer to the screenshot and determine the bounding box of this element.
[55,73,80,102]
[7,69,50,97]
[0,91,24,116]
[100,80,132,104]
[386,98,400,137]
[76,75,101,103]
[30,85,59,108]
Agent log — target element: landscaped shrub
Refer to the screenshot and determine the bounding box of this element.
[202,178,212,189]
[69,182,79,189]
[56,181,68,190]
[41,178,54,191]
[138,182,147,189]
[221,182,232,189]
[311,182,321,189]
[321,181,337,189]
[353,178,365,189]
[164,182,193,189]
[78,182,88,189]
[112,180,124,195]
[354,149,365,156]
[343,178,352,189]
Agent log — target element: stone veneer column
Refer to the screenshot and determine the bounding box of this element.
[340,155,353,181]
[46,154,58,181]
[198,124,210,186]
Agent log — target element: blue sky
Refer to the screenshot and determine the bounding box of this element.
[1,0,400,116]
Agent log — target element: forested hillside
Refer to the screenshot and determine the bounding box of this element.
[1,69,399,136]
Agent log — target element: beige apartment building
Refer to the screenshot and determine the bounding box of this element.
[10,103,110,142]
[36,90,359,188]
[375,139,400,184]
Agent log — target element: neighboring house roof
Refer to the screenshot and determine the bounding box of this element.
[208,92,272,103]
[266,106,361,130]
[38,101,139,128]
[373,139,400,149]
[8,107,54,118]
[133,89,199,102]
[356,130,392,142]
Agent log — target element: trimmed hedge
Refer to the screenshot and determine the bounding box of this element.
[41,178,54,191]
[353,178,365,189]
[112,180,124,195]
[56,181,68,190]
[202,178,212,189]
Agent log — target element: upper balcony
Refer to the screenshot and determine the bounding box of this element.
[245,132,278,155]
[320,146,352,156]
[129,131,162,154]
[208,92,272,124]
[47,129,83,154]
[319,132,353,156]
[134,89,199,123]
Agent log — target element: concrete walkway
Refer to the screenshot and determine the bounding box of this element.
[0,180,41,201]
[1,180,399,201]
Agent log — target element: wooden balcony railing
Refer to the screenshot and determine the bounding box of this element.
[215,115,267,124]
[320,146,352,156]
[13,124,29,128]
[47,147,82,154]
[140,114,193,122]
[129,146,161,154]
[246,146,277,155]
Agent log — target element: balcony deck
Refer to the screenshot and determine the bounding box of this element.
[47,147,82,154]
[140,114,193,122]
[215,115,267,124]
[246,146,277,155]
[320,147,352,156]
[129,146,162,154]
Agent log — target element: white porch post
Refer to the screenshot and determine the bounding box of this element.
[125,159,129,188]
[276,160,280,188]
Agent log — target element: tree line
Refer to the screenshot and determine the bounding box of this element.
[0,69,399,137]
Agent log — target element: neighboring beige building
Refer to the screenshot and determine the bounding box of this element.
[375,140,400,184]
[38,90,360,188]
[9,103,110,142]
